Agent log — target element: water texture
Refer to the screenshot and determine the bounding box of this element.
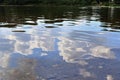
[0,6,120,80]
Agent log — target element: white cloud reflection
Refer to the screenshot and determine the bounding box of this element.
[58,31,116,65]
[0,53,10,68]
[0,28,56,68]
[0,22,119,80]
[80,69,94,78]
[0,28,55,55]
[0,38,14,68]
[0,26,117,69]
[90,46,115,59]
[106,75,114,80]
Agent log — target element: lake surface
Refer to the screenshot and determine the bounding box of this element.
[0,6,120,80]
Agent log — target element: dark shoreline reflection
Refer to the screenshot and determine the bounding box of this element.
[0,6,120,30]
[0,6,120,80]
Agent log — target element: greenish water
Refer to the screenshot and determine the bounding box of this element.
[0,6,120,80]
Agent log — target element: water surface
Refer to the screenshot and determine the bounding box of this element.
[0,6,120,80]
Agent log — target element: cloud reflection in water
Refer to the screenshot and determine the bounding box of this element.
[0,24,120,80]
[0,6,120,79]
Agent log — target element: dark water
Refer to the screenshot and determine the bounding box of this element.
[0,6,120,80]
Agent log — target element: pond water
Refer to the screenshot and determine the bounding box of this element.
[0,6,120,80]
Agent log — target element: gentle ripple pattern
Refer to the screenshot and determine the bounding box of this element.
[0,6,120,80]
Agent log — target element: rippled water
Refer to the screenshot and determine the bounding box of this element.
[0,6,120,80]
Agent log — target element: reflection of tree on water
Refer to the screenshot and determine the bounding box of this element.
[99,7,120,29]
[0,6,93,28]
[0,6,120,30]
[0,6,81,26]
